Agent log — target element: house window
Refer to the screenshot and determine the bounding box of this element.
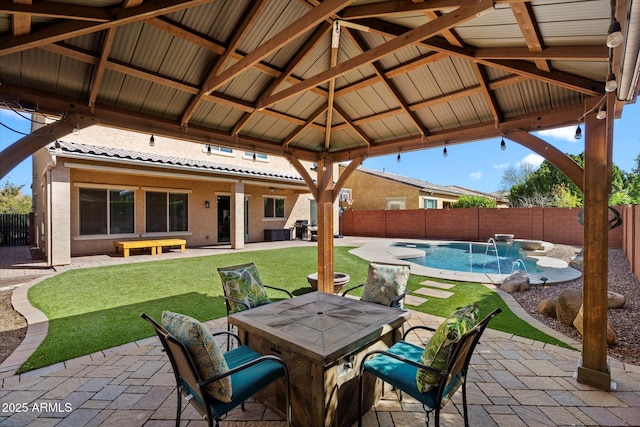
[387,198,406,210]
[423,198,437,209]
[264,197,285,218]
[245,152,268,161]
[203,145,232,154]
[79,188,134,235]
[145,191,188,233]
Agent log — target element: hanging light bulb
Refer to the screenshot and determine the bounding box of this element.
[574,124,582,139]
[605,72,618,92]
[149,135,155,146]
[443,146,448,157]
[396,152,401,163]
[73,122,80,136]
[607,20,623,48]
[500,138,506,151]
[596,103,607,120]
[252,152,257,161]
[206,145,212,154]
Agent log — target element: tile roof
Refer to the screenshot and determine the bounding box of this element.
[51,141,306,184]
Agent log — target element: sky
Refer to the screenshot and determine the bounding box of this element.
[1,102,639,197]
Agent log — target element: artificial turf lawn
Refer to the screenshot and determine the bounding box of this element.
[22,246,572,372]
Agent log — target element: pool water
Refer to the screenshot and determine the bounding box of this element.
[393,242,540,275]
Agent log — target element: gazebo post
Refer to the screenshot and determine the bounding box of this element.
[316,158,335,293]
[577,95,613,390]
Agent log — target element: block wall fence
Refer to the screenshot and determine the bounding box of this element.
[341,206,639,282]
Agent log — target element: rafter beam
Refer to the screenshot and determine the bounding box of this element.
[181,0,267,127]
[11,0,32,36]
[196,0,353,96]
[359,19,605,96]
[350,30,428,136]
[510,1,550,72]
[0,0,216,57]
[259,0,493,109]
[0,0,110,21]
[341,0,461,19]
[473,63,502,128]
[88,28,116,111]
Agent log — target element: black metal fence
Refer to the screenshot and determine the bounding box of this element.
[0,214,30,246]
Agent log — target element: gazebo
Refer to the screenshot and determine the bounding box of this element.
[0,0,638,391]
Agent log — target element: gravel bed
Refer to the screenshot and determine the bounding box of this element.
[510,244,640,366]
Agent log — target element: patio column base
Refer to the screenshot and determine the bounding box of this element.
[576,363,615,391]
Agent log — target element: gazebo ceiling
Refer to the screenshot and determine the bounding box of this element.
[0,0,638,172]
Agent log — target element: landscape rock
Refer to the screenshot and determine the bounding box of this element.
[573,305,619,345]
[537,297,557,318]
[608,291,626,309]
[501,271,531,293]
[556,289,583,326]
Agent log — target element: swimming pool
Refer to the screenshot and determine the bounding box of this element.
[392,241,541,275]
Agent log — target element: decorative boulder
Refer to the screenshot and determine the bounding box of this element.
[556,289,582,326]
[608,291,626,309]
[573,305,618,345]
[537,297,557,318]
[501,271,531,293]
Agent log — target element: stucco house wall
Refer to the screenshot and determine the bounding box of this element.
[31,124,324,265]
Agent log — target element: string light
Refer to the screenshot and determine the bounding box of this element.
[606,0,623,48]
[443,141,448,157]
[500,137,506,150]
[149,135,155,146]
[574,125,582,139]
[596,103,607,120]
[396,151,401,163]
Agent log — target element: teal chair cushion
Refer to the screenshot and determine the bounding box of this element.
[162,311,233,403]
[416,303,479,392]
[361,262,410,308]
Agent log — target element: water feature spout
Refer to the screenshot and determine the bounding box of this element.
[485,238,502,276]
[511,259,529,275]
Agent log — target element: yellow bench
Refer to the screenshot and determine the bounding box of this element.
[155,238,187,254]
[114,239,186,257]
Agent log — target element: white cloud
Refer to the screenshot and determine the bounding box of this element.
[519,153,544,168]
[469,172,483,180]
[492,162,510,169]
[536,126,578,142]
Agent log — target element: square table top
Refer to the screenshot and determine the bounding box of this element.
[229,291,410,364]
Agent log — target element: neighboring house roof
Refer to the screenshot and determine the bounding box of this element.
[447,185,509,203]
[351,167,470,198]
[51,141,306,185]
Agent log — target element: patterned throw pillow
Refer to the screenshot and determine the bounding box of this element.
[162,311,232,403]
[218,263,271,313]
[361,262,410,308]
[416,303,480,392]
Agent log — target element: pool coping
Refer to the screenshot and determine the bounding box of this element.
[348,238,582,285]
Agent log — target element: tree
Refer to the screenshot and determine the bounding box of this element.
[0,181,32,214]
[451,195,497,208]
[506,151,639,207]
[499,163,536,191]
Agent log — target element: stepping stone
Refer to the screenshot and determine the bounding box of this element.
[414,287,454,299]
[420,280,455,290]
[405,294,428,306]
